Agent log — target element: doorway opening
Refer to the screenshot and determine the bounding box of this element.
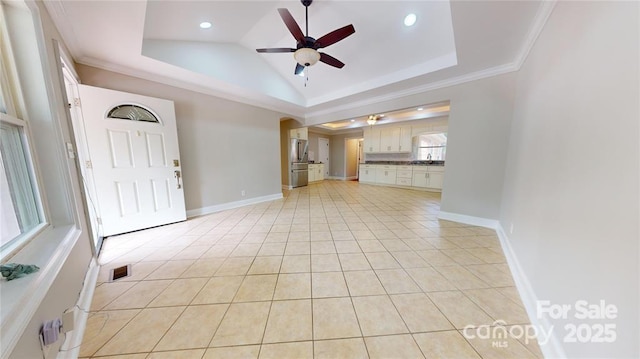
[344,137,361,181]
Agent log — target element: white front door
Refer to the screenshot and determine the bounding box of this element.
[78,85,186,236]
[318,137,330,177]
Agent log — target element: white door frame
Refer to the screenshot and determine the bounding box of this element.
[58,51,103,256]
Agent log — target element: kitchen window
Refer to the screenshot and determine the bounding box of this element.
[416,132,447,161]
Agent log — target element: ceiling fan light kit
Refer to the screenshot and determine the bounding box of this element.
[256,0,355,77]
[294,48,320,67]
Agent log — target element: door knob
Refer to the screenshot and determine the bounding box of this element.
[174,170,182,189]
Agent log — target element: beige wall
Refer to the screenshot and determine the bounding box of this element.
[328,131,363,178]
[500,2,639,357]
[77,64,289,211]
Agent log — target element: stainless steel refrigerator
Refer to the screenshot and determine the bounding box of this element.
[290,138,308,188]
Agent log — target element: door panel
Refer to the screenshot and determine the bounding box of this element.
[79,84,186,236]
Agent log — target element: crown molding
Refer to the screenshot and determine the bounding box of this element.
[513,0,558,69]
[76,56,307,118]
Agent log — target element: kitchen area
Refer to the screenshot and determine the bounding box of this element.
[282,103,449,192]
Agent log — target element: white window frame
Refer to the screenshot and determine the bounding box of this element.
[0,3,49,261]
[0,113,48,257]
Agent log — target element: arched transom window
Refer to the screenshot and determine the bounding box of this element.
[107,104,159,123]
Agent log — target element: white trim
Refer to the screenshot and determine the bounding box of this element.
[57,258,99,359]
[0,226,81,359]
[281,185,292,190]
[513,1,557,69]
[186,193,283,218]
[327,176,346,181]
[437,211,498,229]
[496,224,567,359]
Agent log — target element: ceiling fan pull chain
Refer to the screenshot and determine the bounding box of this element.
[305,67,309,87]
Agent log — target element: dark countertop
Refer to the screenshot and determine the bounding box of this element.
[364,161,445,166]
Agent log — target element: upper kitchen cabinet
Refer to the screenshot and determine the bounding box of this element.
[290,127,308,140]
[380,127,400,152]
[365,125,412,153]
[399,126,412,152]
[363,127,381,153]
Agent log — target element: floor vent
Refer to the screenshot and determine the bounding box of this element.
[110,264,131,281]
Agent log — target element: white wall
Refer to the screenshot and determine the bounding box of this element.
[77,65,288,213]
[307,74,516,220]
[500,2,639,358]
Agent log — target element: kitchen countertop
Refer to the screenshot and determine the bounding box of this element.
[363,161,445,166]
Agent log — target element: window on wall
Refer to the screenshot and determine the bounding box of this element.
[415,133,447,161]
[0,117,43,250]
[0,2,45,258]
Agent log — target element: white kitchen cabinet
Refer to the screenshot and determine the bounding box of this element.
[308,165,316,182]
[359,164,377,183]
[290,127,308,140]
[399,126,412,152]
[308,163,324,182]
[380,127,400,152]
[363,127,381,153]
[412,166,444,190]
[376,165,397,185]
[396,165,412,186]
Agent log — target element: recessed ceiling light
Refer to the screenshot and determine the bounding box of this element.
[379,114,385,117]
[404,13,417,27]
[199,21,212,29]
[417,107,424,111]
[350,119,355,122]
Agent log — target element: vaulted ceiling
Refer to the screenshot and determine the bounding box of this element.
[45,0,552,119]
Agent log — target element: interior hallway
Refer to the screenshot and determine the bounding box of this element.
[79,181,542,358]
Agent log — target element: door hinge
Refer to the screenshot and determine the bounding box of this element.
[85,160,92,169]
[73,98,81,107]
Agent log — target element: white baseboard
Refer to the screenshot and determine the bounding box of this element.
[437,211,499,229]
[327,176,346,180]
[281,185,292,190]
[496,224,566,359]
[186,193,284,218]
[57,257,100,359]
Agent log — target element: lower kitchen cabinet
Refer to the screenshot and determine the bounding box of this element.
[359,164,376,182]
[412,166,444,190]
[376,166,397,185]
[359,164,444,191]
[309,164,324,182]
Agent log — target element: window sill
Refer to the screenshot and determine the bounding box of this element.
[0,224,81,358]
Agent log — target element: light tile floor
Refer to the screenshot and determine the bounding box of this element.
[80,181,543,358]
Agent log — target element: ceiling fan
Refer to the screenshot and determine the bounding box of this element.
[256,0,355,76]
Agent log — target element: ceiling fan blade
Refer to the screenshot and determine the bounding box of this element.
[256,48,296,53]
[314,24,355,49]
[295,63,305,75]
[319,53,345,68]
[278,8,305,44]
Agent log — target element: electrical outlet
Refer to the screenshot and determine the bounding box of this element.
[241,190,246,196]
